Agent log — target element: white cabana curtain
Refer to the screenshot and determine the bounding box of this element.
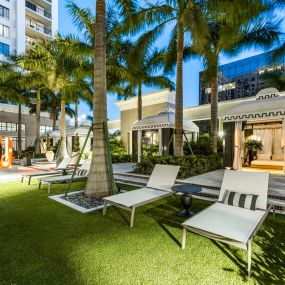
[273,128,283,155]
[233,121,242,170]
[253,128,273,155]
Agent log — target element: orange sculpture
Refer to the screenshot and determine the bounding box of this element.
[0,136,13,168]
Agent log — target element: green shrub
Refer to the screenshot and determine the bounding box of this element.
[109,138,133,163]
[134,154,223,179]
[110,138,127,156]
[184,133,223,155]
[112,154,133,163]
[142,143,159,158]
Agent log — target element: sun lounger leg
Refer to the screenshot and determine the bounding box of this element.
[28,177,32,185]
[21,176,24,183]
[273,205,275,221]
[247,240,252,277]
[48,183,51,194]
[181,227,187,250]
[103,201,107,216]
[39,181,41,190]
[130,206,136,228]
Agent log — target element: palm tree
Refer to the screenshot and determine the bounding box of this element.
[85,0,111,199]
[115,44,175,122]
[18,54,48,154]
[119,0,207,155]
[0,60,31,154]
[19,38,86,159]
[191,0,280,153]
[28,91,76,131]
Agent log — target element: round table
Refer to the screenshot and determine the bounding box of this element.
[171,184,202,217]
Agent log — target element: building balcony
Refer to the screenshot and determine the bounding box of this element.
[26,1,52,20]
[25,21,52,37]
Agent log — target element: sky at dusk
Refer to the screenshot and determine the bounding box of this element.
[58,1,285,121]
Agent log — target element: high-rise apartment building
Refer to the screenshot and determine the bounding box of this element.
[0,0,58,57]
[199,50,285,105]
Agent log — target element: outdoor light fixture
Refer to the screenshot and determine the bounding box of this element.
[218,131,224,137]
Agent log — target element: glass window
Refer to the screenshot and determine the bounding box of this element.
[0,5,9,19]
[0,42,9,55]
[0,24,9,38]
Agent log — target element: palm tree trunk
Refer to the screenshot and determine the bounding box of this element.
[137,84,142,121]
[35,89,41,154]
[85,0,111,199]
[210,76,218,153]
[52,106,57,130]
[75,99,79,128]
[137,83,142,162]
[17,102,22,154]
[59,99,68,159]
[174,21,184,156]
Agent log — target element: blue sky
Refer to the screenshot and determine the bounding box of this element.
[58,1,285,121]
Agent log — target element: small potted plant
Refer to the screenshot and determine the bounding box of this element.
[244,138,263,164]
[45,134,54,162]
[71,133,80,165]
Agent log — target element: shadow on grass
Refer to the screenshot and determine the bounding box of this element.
[144,196,285,284]
[211,217,285,284]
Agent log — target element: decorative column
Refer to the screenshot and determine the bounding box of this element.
[233,121,242,170]
[158,128,163,155]
[137,130,142,163]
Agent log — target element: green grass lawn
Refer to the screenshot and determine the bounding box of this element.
[0,180,284,285]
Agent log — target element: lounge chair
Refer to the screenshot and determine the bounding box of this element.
[38,160,91,193]
[181,170,271,276]
[102,164,180,227]
[21,157,72,185]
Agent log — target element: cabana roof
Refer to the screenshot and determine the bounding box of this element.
[41,125,91,138]
[224,88,285,122]
[132,111,199,132]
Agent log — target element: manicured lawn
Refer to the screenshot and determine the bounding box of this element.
[0,180,284,285]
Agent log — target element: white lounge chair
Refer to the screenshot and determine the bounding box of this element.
[38,160,91,193]
[181,170,271,276]
[21,157,72,185]
[102,164,180,227]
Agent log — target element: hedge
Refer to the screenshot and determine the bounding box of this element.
[112,154,133,163]
[134,154,223,179]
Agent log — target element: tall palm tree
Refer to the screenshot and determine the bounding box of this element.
[119,0,207,155]
[19,38,86,159]
[85,0,111,199]
[0,60,31,154]
[191,0,280,153]
[18,54,48,154]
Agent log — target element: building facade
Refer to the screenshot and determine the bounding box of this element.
[0,0,58,57]
[109,88,285,154]
[199,50,285,105]
[0,103,55,151]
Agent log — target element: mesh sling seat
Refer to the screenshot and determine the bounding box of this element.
[21,157,72,185]
[181,170,271,277]
[102,164,180,227]
[38,160,91,193]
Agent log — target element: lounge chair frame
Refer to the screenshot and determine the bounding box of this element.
[103,189,173,227]
[181,170,271,277]
[102,164,180,227]
[181,204,272,276]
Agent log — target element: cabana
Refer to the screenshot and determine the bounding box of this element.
[132,111,199,162]
[40,125,92,154]
[223,88,285,172]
